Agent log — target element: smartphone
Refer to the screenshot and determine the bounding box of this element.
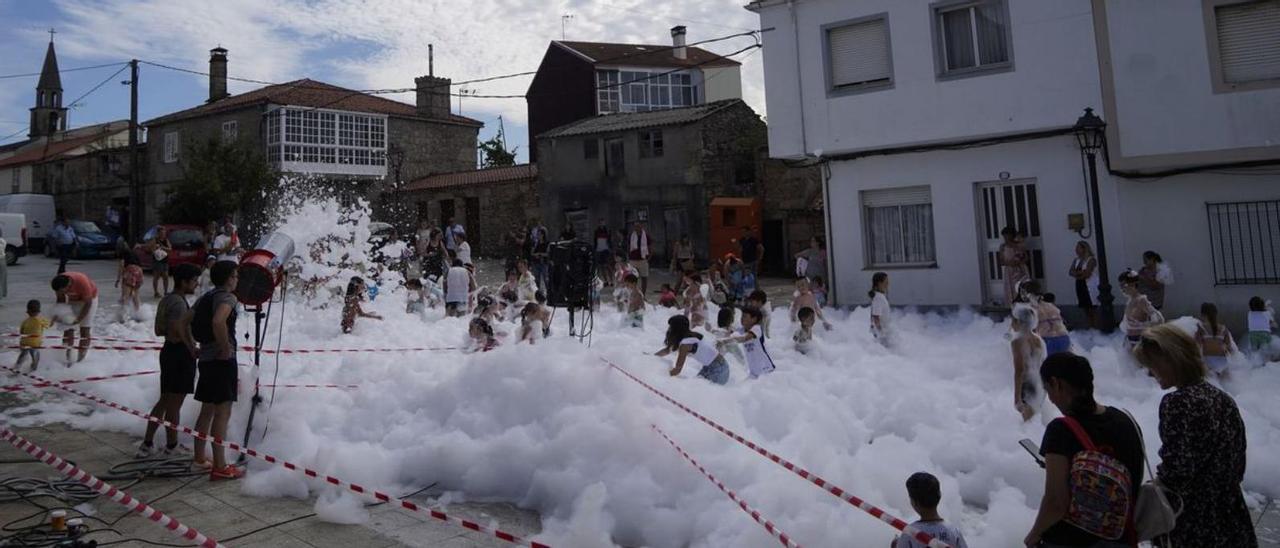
[1019,438,1046,468]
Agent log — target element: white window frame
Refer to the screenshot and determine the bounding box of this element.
[929,0,1014,80]
[861,185,937,268]
[222,120,238,142]
[265,106,388,176]
[639,130,664,158]
[163,132,179,164]
[823,13,894,96]
[1203,0,1280,93]
[598,69,697,113]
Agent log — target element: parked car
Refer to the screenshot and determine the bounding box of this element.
[0,194,54,254]
[42,220,116,259]
[0,212,29,266]
[133,224,207,271]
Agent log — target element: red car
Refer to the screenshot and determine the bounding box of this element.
[134,224,207,271]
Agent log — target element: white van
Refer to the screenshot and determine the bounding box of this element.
[0,194,55,253]
[0,212,29,265]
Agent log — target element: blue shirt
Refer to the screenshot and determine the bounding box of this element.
[51,223,76,245]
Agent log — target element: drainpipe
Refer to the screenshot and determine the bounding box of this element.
[789,0,809,155]
[819,161,837,306]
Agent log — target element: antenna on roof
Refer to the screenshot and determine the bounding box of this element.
[561,14,574,40]
[428,44,434,77]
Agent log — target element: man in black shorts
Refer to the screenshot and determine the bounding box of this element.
[191,260,243,480]
[137,263,202,458]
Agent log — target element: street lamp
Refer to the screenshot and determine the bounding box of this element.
[1073,107,1114,332]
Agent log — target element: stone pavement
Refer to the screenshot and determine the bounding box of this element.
[0,423,541,547]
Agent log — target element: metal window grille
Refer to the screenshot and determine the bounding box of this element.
[1207,200,1280,285]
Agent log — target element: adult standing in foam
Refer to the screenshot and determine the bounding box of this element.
[51,213,77,275]
[998,226,1030,307]
[1136,250,1172,312]
[149,226,173,299]
[1134,325,1257,548]
[455,232,473,267]
[51,271,98,363]
[421,228,447,280]
[1025,353,1143,548]
[1068,241,1099,329]
[593,218,612,281]
[443,216,464,258]
[628,221,653,294]
[211,224,239,263]
[655,315,729,385]
[191,260,243,480]
[529,219,550,291]
[444,258,474,317]
[138,263,202,458]
[737,226,764,277]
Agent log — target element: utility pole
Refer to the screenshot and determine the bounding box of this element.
[128,59,141,241]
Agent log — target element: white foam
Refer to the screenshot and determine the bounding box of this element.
[6,194,1277,547]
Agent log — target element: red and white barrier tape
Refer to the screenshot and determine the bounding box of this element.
[2,369,158,392]
[3,342,458,355]
[0,428,224,548]
[652,425,802,548]
[3,333,162,345]
[260,383,359,389]
[603,358,952,548]
[6,366,547,548]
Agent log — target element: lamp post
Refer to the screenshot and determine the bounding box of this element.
[1073,107,1114,332]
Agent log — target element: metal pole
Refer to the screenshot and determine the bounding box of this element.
[1087,150,1115,332]
[128,59,140,241]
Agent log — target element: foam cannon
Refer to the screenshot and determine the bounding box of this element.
[234,231,294,461]
[235,231,295,306]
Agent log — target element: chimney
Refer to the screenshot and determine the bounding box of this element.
[671,26,687,60]
[208,47,229,103]
[415,75,452,119]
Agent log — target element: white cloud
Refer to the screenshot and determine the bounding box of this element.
[50,0,766,124]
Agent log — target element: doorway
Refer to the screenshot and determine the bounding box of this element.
[762,220,786,275]
[976,179,1044,308]
[439,199,456,229]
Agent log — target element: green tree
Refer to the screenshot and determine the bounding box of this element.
[160,137,278,232]
[478,135,517,168]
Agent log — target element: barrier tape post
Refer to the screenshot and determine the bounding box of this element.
[604,358,952,548]
[653,425,802,548]
[0,428,224,548]
[4,366,548,548]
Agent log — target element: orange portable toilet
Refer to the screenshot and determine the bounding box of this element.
[709,197,762,261]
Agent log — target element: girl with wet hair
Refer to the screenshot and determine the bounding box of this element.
[1118,269,1162,349]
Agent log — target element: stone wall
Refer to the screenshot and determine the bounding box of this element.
[758,148,825,272]
[39,144,152,232]
[402,178,539,260]
[387,117,478,182]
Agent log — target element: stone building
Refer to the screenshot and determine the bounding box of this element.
[757,150,825,274]
[399,164,538,259]
[535,99,766,264]
[525,27,744,161]
[0,38,138,240]
[140,47,482,229]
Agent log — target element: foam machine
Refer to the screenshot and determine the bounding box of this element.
[233,231,295,457]
[547,240,595,341]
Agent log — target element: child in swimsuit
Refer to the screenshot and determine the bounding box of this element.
[1195,302,1236,379]
[712,306,745,364]
[1119,270,1163,349]
[1009,304,1045,422]
[1246,296,1276,356]
[1021,281,1070,355]
[654,315,730,385]
[789,278,831,330]
[341,276,383,334]
[794,306,815,355]
[625,274,645,328]
[467,318,498,352]
[683,272,708,329]
[405,278,426,316]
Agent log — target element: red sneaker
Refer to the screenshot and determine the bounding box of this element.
[209,465,244,481]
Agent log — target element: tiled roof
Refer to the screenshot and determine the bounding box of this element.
[556,41,742,69]
[402,164,538,192]
[537,99,743,139]
[143,78,483,128]
[0,122,129,169]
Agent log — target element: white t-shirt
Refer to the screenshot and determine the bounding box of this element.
[681,337,719,367]
[741,325,775,378]
[213,234,237,262]
[456,241,472,265]
[871,292,890,318]
[1248,310,1273,332]
[517,272,538,302]
[894,520,968,548]
[445,266,470,303]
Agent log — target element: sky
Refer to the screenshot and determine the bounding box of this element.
[0,0,768,163]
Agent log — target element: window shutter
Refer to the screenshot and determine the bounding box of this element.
[828,19,891,87]
[1216,0,1280,83]
[862,186,931,207]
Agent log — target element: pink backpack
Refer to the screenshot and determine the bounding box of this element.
[1059,417,1133,540]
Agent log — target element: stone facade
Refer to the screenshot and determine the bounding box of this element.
[399,165,539,260]
[757,150,825,274]
[38,144,149,228]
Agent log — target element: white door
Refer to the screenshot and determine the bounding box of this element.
[976,180,1044,308]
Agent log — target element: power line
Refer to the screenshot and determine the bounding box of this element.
[0,61,129,80]
[66,63,130,109]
